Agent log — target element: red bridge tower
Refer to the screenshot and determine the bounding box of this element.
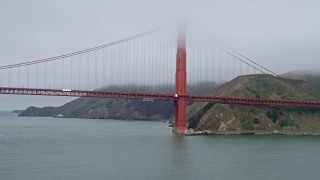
[174,25,187,133]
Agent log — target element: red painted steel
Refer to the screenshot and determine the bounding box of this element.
[174,25,187,133]
[0,87,176,101]
[187,95,320,108]
[2,87,320,108]
[1,87,320,108]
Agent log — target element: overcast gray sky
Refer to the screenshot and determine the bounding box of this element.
[0,0,320,110]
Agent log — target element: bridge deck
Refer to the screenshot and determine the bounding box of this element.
[1,87,320,108]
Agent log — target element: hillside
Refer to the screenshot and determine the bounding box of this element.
[19,83,218,120]
[187,74,320,134]
[20,98,173,120]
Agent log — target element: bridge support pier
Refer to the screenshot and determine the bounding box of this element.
[174,97,187,133]
[173,25,187,134]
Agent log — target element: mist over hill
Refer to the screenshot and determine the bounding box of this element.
[282,68,320,81]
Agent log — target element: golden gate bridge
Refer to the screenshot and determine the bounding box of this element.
[1,24,320,133]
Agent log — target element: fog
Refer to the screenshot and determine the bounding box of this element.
[0,0,319,110]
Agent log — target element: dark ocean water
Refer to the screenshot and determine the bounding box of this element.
[1,111,320,180]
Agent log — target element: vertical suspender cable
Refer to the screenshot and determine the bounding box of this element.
[203,46,208,89]
[191,35,194,90]
[158,32,161,89]
[206,45,208,91]
[140,37,143,88]
[143,36,146,87]
[141,36,144,88]
[213,47,216,91]
[0,69,2,87]
[87,53,89,90]
[166,32,169,89]
[104,48,107,88]
[53,60,55,89]
[225,51,227,83]
[119,42,122,88]
[253,64,256,97]
[103,48,106,88]
[197,41,200,88]
[133,39,136,88]
[240,54,242,76]
[212,46,215,91]
[95,51,97,89]
[111,46,114,86]
[79,55,81,90]
[127,41,130,89]
[45,62,47,88]
[7,69,8,87]
[18,67,20,88]
[218,48,221,86]
[36,64,38,88]
[159,31,164,88]
[155,33,158,89]
[136,38,139,88]
[62,58,64,89]
[247,59,250,74]
[154,33,157,89]
[149,34,152,89]
[137,38,139,88]
[8,69,10,87]
[169,33,175,93]
[71,57,73,89]
[151,34,154,87]
[27,66,30,88]
[233,52,235,78]
[226,52,228,81]
[221,50,223,84]
[199,40,202,89]
[149,34,153,88]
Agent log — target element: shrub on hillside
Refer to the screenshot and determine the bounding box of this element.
[280,117,294,127]
[253,118,260,124]
[242,121,254,130]
[266,109,279,123]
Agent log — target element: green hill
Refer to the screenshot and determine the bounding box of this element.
[187,73,320,134]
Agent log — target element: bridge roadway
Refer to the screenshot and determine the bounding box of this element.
[1,87,320,108]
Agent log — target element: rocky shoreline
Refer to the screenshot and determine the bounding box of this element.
[185,129,320,136]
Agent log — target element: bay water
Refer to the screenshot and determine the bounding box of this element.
[1,111,320,180]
